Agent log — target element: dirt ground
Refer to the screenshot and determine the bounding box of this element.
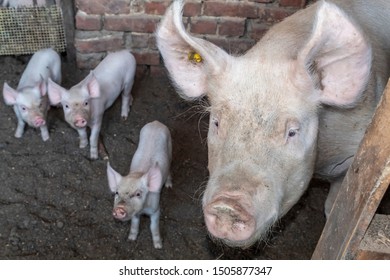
[0,54,387,260]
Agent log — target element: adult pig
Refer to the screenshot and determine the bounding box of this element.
[2,48,61,141]
[107,121,172,249]
[156,0,390,247]
[47,50,136,159]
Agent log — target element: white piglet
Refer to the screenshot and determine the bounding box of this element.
[47,50,136,159]
[107,121,172,249]
[2,48,61,141]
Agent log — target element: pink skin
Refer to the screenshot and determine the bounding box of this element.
[74,117,87,128]
[33,116,46,127]
[113,205,128,220]
[204,195,255,242]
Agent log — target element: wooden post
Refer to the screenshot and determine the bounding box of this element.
[312,80,390,259]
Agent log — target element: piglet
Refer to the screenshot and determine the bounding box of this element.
[47,50,136,159]
[107,121,172,249]
[2,48,61,141]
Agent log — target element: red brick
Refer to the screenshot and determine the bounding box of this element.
[75,0,130,15]
[207,36,256,55]
[127,33,155,49]
[183,2,202,17]
[279,0,306,8]
[104,15,159,33]
[262,7,295,23]
[218,18,246,37]
[247,21,270,41]
[204,2,258,18]
[75,33,124,53]
[249,0,273,2]
[145,1,169,15]
[76,52,105,70]
[190,19,217,35]
[75,10,102,31]
[133,50,160,66]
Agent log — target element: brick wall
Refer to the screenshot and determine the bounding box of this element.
[74,0,308,76]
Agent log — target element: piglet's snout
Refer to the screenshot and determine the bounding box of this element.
[74,117,87,128]
[204,196,255,243]
[113,206,127,220]
[33,117,46,127]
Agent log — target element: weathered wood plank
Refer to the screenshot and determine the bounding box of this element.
[356,214,390,259]
[312,80,390,260]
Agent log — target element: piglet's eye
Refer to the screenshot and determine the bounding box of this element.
[20,106,27,111]
[288,129,297,138]
[115,191,119,196]
[83,101,89,106]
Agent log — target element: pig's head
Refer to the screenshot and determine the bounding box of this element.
[47,72,100,129]
[157,0,371,247]
[107,163,163,221]
[3,80,48,128]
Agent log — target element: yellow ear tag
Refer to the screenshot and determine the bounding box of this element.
[188,51,203,63]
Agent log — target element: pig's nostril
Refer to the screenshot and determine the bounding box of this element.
[204,197,255,244]
[34,118,45,127]
[113,207,127,219]
[74,118,87,128]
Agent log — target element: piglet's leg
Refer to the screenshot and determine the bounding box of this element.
[120,81,134,120]
[150,209,162,249]
[89,118,102,160]
[14,120,25,138]
[40,125,49,141]
[77,128,88,148]
[128,215,140,241]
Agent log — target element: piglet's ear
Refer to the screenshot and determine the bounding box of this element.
[85,71,100,99]
[38,75,47,97]
[145,163,163,193]
[156,0,230,100]
[2,83,18,106]
[106,163,122,193]
[295,1,371,107]
[47,78,66,105]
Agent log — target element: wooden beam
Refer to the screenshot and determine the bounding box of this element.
[312,80,390,259]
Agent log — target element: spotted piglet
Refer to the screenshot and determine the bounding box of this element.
[107,121,172,249]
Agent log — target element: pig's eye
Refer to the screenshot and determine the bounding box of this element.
[135,192,141,197]
[115,191,119,196]
[20,106,27,111]
[287,128,300,142]
[64,104,69,109]
[83,101,88,107]
[288,129,297,138]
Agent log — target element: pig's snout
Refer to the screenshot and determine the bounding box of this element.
[113,206,127,220]
[204,196,255,244]
[74,117,87,128]
[33,117,46,127]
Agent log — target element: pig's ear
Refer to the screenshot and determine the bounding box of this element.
[145,163,163,193]
[156,0,230,100]
[47,78,65,105]
[107,163,122,193]
[85,71,100,99]
[38,75,47,97]
[2,83,18,105]
[295,1,371,107]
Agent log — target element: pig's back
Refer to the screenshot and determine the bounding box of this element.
[18,48,61,89]
[93,50,136,88]
[130,121,172,175]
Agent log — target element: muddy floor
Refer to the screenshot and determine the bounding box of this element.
[1,53,384,260]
